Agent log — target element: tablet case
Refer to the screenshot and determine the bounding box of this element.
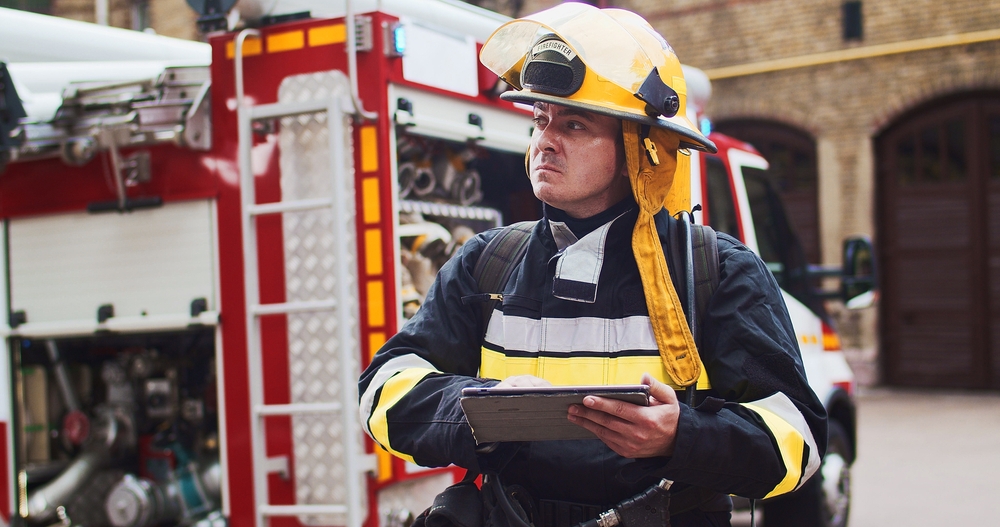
[460,390,648,443]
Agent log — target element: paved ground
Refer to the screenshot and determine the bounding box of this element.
[734,387,1000,526]
[848,387,1000,526]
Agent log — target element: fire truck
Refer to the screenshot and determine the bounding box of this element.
[0,2,875,527]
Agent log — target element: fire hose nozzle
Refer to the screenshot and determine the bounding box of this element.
[576,479,674,527]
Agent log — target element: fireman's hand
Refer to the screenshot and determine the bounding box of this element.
[567,373,680,458]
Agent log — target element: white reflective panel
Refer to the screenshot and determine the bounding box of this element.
[8,200,216,329]
[401,18,480,97]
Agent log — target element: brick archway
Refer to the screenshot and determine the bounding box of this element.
[876,91,1000,389]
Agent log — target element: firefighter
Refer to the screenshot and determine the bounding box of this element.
[359,4,827,526]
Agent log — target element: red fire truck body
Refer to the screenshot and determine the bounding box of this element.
[1,2,533,527]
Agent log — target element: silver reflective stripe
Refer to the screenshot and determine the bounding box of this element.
[551,212,629,303]
[358,354,438,437]
[484,312,657,354]
[548,220,578,251]
[749,392,822,488]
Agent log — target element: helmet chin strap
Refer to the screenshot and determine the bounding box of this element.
[623,121,702,387]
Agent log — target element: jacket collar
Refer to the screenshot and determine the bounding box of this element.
[548,206,635,303]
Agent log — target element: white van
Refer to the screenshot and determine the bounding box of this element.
[693,130,877,527]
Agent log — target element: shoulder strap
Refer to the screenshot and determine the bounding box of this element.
[472,221,536,332]
[658,213,719,348]
[689,224,720,342]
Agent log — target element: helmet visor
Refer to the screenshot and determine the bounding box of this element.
[480,3,669,95]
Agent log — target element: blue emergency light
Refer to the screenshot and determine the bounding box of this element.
[392,24,406,56]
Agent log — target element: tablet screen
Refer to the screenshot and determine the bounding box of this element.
[460,384,650,443]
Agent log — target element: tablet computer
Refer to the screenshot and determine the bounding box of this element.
[459,384,650,443]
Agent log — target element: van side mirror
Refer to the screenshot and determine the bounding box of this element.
[841,236,878,309]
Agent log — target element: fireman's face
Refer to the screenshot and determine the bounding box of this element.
[529,102,629,218]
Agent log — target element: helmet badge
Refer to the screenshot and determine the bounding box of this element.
[520,34,588,98]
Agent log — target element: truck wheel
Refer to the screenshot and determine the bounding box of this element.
[762,421,852,527]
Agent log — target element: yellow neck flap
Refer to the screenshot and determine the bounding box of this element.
[623,121,702,387]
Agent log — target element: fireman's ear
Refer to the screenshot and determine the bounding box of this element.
[524,147,530,178]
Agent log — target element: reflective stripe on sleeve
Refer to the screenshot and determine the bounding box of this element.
[359,354,438,435]
[742,392,822,498]
[367,367,437,464]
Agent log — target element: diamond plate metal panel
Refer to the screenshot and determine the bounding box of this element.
[278,71,363,526]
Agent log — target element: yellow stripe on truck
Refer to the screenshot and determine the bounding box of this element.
[368,368,437,464]
[267,30,305,53]
[742,401,805,498]
[308,24,347,47]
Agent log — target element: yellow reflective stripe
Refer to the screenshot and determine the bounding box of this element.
[225,37,262,59]
[743,402,805,498]
[308,24,346,46]
[362,177,381,224]
[360,126,379,172]
[480,348,711,389]
[267,30,305,53]
[368,332,386,361]
[367,280,385,327]
[365,229,383,275]
[368,368,437,464]
[375,444,394,483]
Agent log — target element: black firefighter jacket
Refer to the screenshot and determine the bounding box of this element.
[359,203,828,513]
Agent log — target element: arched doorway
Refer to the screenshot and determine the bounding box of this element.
[714,120,821,264]
[876,92,1000,389]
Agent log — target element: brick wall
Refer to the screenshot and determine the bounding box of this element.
[148,0,197,40]
[474,0,1000,385]
[50,0,198,40]
[518,1,1000,71]
[671,3,1000,384]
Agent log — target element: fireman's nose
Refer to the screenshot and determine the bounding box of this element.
[533,124,560,153]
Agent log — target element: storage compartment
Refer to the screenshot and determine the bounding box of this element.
[394,129,539,318]
[12,328,223,527]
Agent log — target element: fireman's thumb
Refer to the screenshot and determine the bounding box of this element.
[643,373,678,407]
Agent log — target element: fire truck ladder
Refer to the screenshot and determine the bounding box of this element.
[234,30,372,527]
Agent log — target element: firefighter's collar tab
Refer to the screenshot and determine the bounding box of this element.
[551,210,629,303]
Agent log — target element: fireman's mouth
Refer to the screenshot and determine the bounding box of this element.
[533,156,565,175]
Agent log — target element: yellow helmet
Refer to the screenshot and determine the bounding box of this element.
[480,2,716,153]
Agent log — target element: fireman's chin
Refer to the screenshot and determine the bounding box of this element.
[529,176,560,206]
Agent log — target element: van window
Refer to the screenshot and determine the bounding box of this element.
[742,166,826,317]
[705,157,740,240]
[742,167,783,268]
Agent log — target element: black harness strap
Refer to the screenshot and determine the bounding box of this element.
[690,223,720,342]
[471,221,536,331]
[658,213,720,351]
